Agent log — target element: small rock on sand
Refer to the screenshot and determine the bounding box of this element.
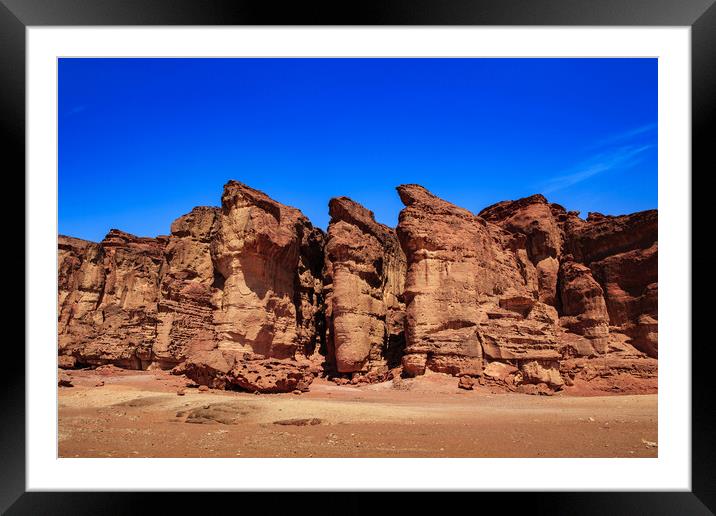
[58,355,76,369]
[273,418,322,426]
[458,376,475,390]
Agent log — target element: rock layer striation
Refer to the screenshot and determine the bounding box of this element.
[58,180,657,394]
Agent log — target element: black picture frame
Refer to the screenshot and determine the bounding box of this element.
[2,1,710,513]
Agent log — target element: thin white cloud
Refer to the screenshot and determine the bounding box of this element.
[588,123,656,149]
[542,144,653,193]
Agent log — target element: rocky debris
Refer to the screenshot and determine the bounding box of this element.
[176,387,186,396]
[273,418,323,426]
[482,361,518,382]
[176,350,317,394]
[225,356,315,394]
[58,372,73,387]
[221,359,314,393]
[517,383,554,396]
[324,197,406,377]
[180,403,250,425]
[198,385,209,392]
[95,364,124,376]
[391,375,412,391]
[229,354,315,394]
[519,360,564,389]
[172,349,233,389]
[58,355,76,369]
[458,376,475,390]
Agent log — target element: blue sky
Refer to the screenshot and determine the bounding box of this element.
[59,58,657,241]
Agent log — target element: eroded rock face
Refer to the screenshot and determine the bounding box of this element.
[394,186,657,393]
[395,184,560,380]
[58,181,657,394]
[558,260,610,353]
[58,181,325,392]
[480,195,658,360]
[324,197,406,377]
[564,210,658,264]
[479,194,565,262]
[566,210,658,358]
[58,230,165,369]
[155,206,221,369]
[211,181,325,360]
[480,194,567,306]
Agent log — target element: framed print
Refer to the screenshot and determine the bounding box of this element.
[2,0,712,513]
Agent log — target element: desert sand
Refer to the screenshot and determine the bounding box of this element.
[59,368,657,458]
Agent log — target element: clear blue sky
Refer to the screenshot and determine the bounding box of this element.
[59,58,657,242]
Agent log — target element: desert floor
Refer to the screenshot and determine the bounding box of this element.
[58,368,657,458]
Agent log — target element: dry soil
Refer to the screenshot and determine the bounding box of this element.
[58,368,657,458]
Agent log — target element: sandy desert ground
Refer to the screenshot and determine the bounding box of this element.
[58,368,657,458]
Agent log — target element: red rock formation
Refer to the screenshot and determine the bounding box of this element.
[58,236,105,361]
[481,195,658,366]
[481,195,658,360]
[323,197,406,378]
[565,210,658,358]
[155,206,221,369]
[558,260,610,353]
[480,194,567,305]
[58,180,657,394]
[58,181,325,392]
[395,185,561,385]
[396,186,657,393]
[211,181,323,359]
[479,194,565,261]
[181,181,325,392]
[564,210,657,264]
[58,230,165,369]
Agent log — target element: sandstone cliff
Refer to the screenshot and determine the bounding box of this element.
[58,180,657,394]
[323,197,406,379]
[479,193,658,391]
[481,195,657,359]
[396,185,562,387]
[59,181,325,392]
